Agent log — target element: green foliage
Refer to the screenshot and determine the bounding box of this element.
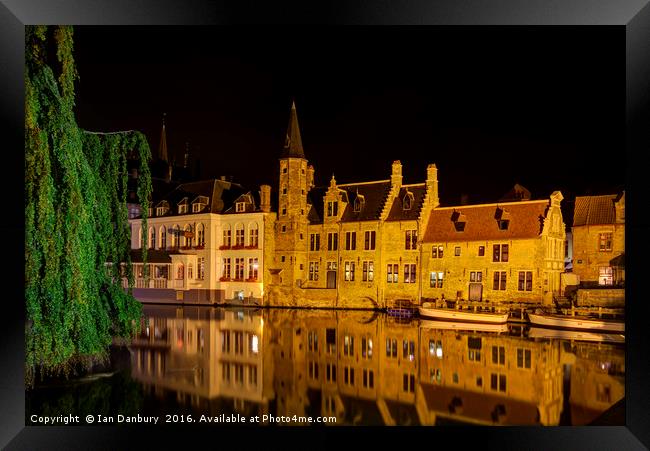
[25,26,151,385]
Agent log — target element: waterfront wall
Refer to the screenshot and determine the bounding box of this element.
[576,288,625,308]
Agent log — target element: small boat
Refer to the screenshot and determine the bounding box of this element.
[527,327,625,344]
[528,309,625,333]
[420,318,509,333]
[418,302,509,324]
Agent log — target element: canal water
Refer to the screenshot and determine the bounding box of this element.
[27,305,625,426]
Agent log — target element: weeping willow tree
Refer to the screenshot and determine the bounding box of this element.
[25,26,151,385]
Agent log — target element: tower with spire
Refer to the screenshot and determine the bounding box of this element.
[274,100,312,293]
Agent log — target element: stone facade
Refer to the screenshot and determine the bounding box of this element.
[571,192,625,286]
[265,102,565,308]
[421,193,566,306]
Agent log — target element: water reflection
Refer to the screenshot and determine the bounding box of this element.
[129,306,624,426]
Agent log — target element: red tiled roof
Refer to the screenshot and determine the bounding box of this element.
[423,200,549,243]
[573,195,617,226]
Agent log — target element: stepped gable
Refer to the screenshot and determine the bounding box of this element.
[385,184,426,221]
[338,180,392,222]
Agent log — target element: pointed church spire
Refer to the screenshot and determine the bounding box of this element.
[158,113,169,162]
[281,99,305,159]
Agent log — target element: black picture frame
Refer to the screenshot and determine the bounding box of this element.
[3,1,649,449]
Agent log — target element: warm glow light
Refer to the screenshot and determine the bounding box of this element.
[252,334,259,353]
[436,347,443,358]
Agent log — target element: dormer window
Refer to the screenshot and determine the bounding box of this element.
[452,211,467,232]
[178,198,188,214]
[495,207,511,230]
[236,202,246,213]
[403,192,414,211]
[191,196,208,213]
[354,196,365,212]
[327,201,339,217]
[156,201,169,217]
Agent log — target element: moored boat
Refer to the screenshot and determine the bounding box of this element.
[418,302,509,324]
[420,318,509,333]
[527,327,625,344]
[528,309,625,333]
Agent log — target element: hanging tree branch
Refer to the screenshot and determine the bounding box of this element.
[25,25,152,386]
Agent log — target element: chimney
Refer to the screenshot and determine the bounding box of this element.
[391,160,402,190]
[306,164,315,190]
[426,163,439,208]
[260,185,271,213]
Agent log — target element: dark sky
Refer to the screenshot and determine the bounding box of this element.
[73,26,624,207]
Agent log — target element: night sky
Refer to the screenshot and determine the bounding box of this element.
[73,26,625,208]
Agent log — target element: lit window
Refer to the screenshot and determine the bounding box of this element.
[599,267,614,285]
[387,264,399,283]
[236,202,245,212]
[307,261,319,281]
[429,272,444,288]
[404,264,416,283]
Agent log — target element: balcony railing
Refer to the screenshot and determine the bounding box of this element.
[124,278,169,289]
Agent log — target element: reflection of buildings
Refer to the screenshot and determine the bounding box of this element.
[129,307,623,426]
[567,342,625,425]
[130,307,271,416]
[417,328,564,425]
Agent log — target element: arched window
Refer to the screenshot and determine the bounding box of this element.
[176,263,184,279]
[248,223,259,248]
[171,224,180,248]
[196,223,205,247]
[183,224,191,248]
[159,226,167,249]
[222,224,232,248]
[235,223,245,247]
[149,227,156,249]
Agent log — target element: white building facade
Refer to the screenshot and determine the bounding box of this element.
[126,180,274,304]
